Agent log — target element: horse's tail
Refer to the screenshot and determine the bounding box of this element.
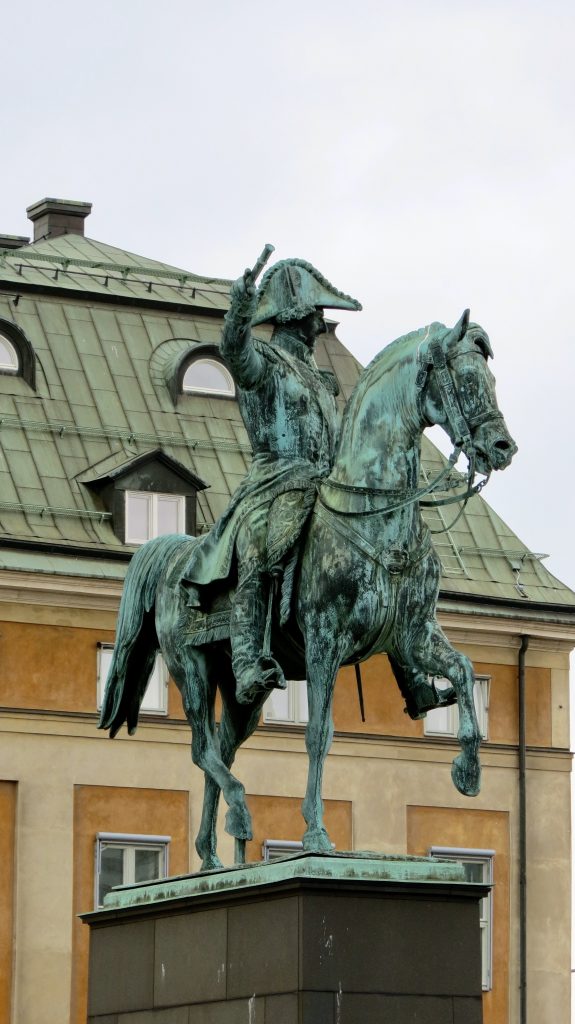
[98,534,187,738]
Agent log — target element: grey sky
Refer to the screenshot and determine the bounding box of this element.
[2,0,574,587]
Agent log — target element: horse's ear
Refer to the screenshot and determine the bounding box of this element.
[442,309,470,353]
[454,309,470,339]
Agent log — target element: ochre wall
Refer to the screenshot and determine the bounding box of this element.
[71,785,189,1024]
[0,781,16,1023]
[245,794,352,861]
[0,619,186,720]
[407,805,510,1024]
[0,621,553,747]
[331,654,552,747]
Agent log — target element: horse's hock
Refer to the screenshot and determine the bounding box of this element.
[83,852,487,1023]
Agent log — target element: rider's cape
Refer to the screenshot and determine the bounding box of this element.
[182,456,324,588]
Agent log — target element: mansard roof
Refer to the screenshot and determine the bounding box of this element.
[0,225,572,611]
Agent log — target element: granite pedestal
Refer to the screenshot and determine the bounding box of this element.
[82,852,486,1024]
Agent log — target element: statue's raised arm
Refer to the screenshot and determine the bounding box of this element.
[221,246,275,389]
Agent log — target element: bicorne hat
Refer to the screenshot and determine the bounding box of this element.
[252,258,362,325]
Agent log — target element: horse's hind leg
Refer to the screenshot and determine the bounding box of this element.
[408,621,481,796]
[176,649,253,867]
[195,670,266,868]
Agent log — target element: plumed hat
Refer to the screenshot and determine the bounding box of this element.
[252,258,362,325]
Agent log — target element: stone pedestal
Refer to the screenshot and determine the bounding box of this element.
[82,852,486,1023]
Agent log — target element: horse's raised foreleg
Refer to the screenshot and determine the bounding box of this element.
[409,621,481,796]
[301,643,341,853]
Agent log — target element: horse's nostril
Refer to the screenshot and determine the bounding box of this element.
[494,439,511,451]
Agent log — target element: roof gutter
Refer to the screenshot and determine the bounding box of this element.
[438,593,575,628]
[0,280,228,319]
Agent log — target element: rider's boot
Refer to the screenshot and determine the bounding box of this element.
[230,573,286,705]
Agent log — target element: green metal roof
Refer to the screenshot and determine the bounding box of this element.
[0,232,573,609]
[0,233,231,310]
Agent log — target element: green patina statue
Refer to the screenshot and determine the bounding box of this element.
[100,251,517,869]
[182,255,361,704]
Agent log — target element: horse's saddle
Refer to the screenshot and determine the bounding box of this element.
[184,486,316,648]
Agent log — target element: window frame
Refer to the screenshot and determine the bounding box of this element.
[97,642,169,716]
[263,679,309,726]
[0,318,36,389]
[0,334,18,373]
[124,490,186,545]
[94,832,170,909]
[429,845,494,990]
[262,839,304,861]
[182,356,235,397]
[423,675,490,740]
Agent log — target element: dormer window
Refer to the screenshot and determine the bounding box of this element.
[79,449,208,546]
[125,491,186,544]
[182,357,235,397]
[0,334,18,373]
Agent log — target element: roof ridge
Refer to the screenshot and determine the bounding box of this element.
[0,238,232,287]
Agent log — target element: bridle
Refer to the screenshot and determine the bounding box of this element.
[319,337,502,533]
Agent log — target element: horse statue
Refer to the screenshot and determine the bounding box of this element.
[100,310,516,869]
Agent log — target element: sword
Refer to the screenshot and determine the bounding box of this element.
[245,243,275,286]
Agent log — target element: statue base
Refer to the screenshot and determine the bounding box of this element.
[82,851,486,1023]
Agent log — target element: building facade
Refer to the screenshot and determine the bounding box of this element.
[0,198,573,1023]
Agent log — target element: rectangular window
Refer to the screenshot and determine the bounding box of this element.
[95,832,170,908]
[423,676,490,739]
[430,846,494,990]
[262,839,304,861]
[97,644,168,715]
[263,679,308,725]
[125,491,185,544]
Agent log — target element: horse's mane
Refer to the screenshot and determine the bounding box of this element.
[341,322,444,433]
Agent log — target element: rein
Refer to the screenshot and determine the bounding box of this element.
[319,338,494,533]
[319,446,489,521]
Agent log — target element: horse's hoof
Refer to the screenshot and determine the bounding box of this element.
[224,805,253,841]
[303,827,333,853]
[451,755,481,797]
[200,854,223,872]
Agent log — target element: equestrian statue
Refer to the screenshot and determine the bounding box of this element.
[99,248,517,869]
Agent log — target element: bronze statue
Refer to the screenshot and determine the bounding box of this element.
[100,254,517,869]
[182,254,361,704]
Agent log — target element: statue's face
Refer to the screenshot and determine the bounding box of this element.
[302,309,327,346]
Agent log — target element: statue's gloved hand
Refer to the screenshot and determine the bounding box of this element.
[228,270,258,324]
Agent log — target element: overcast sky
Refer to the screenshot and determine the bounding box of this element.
[1,0,574,589]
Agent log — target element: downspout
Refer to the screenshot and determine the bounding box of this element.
[519,634,529,1024]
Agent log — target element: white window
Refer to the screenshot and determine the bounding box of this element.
[97,643,168,715]
[183,358,235,396]
[0,334,18,372]
[424,675,490,739]
[430,846,494,990]
[263,679,308,725]
[95,832,170,908]
[262,839,304,861]
[125,491,185,544]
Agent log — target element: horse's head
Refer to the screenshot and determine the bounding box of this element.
[419,310,517,475]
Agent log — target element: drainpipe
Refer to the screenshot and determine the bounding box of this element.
[518,635,529,1024]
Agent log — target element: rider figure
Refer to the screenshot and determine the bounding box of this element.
[183,258,361,704]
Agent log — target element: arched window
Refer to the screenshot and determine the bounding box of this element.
[0,334,18,373]
[0,319,36,389]
[182,358,235,397]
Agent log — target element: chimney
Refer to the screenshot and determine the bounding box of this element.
[26,198,92,243]
[0,234,30,250]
